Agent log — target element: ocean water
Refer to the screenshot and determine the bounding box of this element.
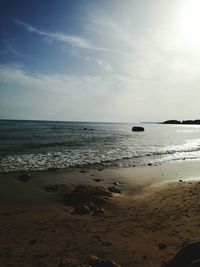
[0,120,200,172]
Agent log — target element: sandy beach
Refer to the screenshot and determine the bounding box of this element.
[1,160,200,266]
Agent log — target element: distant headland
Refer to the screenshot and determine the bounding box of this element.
[162,120,200,125]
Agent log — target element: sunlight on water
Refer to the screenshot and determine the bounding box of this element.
[0,120,200,172]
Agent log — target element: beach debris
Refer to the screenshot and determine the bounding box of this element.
[87,255,122,267]
[16,173,31,182]
[158,243,168,250]
[108,186,121,194]
[162,239,200,267]
[132,126,145,132]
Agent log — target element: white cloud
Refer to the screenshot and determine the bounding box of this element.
[13,19,108,51]
[95,59,113,72]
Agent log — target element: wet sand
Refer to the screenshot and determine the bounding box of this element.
[1,160,200,266]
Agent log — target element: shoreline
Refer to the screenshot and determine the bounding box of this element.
[1,159,200,266]
[1,158,200,193]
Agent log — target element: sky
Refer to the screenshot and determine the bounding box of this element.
[0,0,200,122]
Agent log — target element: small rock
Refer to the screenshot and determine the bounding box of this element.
[93,178,103,182]
[179,179,183,183]
[73,205,92,215]
[132,126,145,132]
[16,173,31,182]
[113,181,119,186]
[44,184,59,192]
[3,212,11,216]
[108,186,121,194]
[87,255,122,267]
[159,243,168,250]
[93,208,105,216]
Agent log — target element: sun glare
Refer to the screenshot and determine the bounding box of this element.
[178,0,200,46]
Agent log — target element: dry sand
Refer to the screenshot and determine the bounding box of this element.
[1,160,200,266]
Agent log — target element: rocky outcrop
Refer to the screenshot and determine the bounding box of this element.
[132,126,145,132]
[163,120,200,125]
[61,185,112,216]
[61,185,112,205]
[182,120,200,125]
[163,120,181,124]
[162,239,200,267]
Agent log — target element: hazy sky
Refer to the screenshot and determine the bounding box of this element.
[1,0,200,122]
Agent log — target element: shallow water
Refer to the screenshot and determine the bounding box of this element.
[0,120,200,172]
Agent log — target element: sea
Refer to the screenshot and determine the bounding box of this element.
[0,119,200,172]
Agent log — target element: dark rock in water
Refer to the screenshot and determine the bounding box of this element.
[114,181,120,186]
[179,179,183,183]
[132,126,145,132]
[162,239,200,267]
[108,186,121,194]
[159,243,168,250]
[87,255,122,267]
[83,128,94,131]
[148,163,152,166]
[163,120,181,124]
[16,173,31,182]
